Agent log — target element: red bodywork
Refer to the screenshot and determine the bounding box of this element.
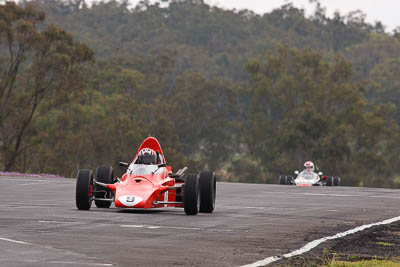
[106,137,183,209]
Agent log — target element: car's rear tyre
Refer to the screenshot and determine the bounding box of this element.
[333,176,341,186]
[76,169,94,210]
[199,171,216,213]
[184,174,200,215]
[326,176,334,186]
[95,165,114,208]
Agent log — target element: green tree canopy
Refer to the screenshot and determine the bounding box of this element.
[0,2,93,171]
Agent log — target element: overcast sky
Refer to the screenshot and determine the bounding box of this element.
[86,0,399,32]
[206,0,399,31]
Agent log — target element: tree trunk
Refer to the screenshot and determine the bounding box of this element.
[4,149,20,171]
[3,131,24,171]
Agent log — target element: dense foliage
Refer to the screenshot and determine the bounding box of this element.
[1,0,399,187]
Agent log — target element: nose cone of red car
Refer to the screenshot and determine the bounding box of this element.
[296,183,312,187]
[114,176,157,208]
[116,195,144,207]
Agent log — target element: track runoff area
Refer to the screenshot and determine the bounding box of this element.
[0,176,399,266]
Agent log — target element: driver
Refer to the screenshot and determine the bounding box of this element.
[304,161,316,172]
[137,148,157,165]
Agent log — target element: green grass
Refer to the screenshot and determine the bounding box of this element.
[376,241,396,246]
[392,174,400,187]
[325,259,400,267]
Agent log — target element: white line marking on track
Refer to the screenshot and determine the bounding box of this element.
[301,193,328,196]
[261,191,291,194]
[0,237,31,245]
[0,260,113,266]
[370,195,400,199]
[50,261,113,266]
[302,193,355,197]
[121,225,201,231]
[0,203,66,207]
[121,224,234,232]
[300,193,400,199]
[19,182,50,186]
[38,220,79,224]
[0,237,112,266]
[0,260,38,263]
[239,215,400,267]
[0,178,68,183]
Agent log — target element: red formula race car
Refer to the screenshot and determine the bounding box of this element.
[75,137,216,215]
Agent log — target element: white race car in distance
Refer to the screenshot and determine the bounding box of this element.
[279,162,341,186]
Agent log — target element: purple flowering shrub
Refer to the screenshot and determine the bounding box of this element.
[0,171,64,178]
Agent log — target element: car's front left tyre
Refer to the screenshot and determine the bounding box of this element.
[76,169,94,210]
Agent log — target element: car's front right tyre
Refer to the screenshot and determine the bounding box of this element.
[76,169,94,210]
[279,176,287,185]
[326,176,334,186]
[184,174,200,215]
[199,171,216,213]
[95,165,114,208]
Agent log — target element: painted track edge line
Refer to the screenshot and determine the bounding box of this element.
[0,237,31,245]
[238,215,400,267]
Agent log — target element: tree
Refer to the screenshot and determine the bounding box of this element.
[244,45,399,186]
[168,72,239,171]
[343,35,400,81]
[368,59,400,122]
[0,2,93,171]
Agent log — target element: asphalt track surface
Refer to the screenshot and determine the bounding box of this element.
[0,176,399,267]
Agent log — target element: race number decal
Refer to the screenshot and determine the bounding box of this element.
[118,195,143,207]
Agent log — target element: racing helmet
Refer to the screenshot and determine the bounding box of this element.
[304,161,315,172]
[139,148,156,156]
[138,148,157,164]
